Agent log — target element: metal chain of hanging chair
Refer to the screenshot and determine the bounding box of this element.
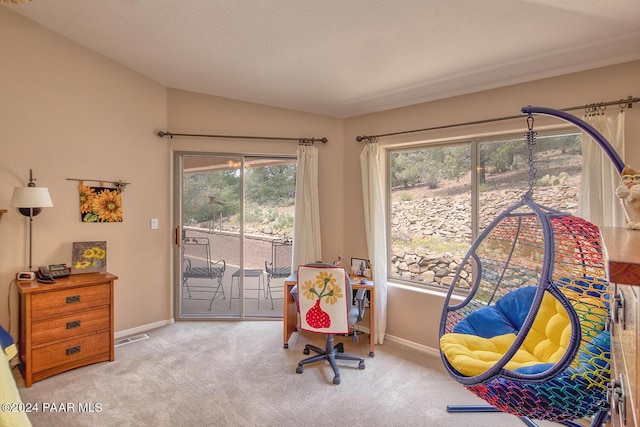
[526,115,537,194]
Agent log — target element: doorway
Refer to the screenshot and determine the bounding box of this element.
[175,153,296,319]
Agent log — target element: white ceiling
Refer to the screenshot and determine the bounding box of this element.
[3,0,640,118]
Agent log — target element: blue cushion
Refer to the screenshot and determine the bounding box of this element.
[0,326,13,353]
[453,287,537,338]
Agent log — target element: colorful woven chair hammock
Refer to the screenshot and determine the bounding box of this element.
[439,106,624,427]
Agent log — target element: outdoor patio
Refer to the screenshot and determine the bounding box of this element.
[180,227,291,318]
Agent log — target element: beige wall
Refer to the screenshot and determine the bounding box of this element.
[344,60,640,349]
[0,8,171,334]
[1,7,639,351]
[165,89,345,261]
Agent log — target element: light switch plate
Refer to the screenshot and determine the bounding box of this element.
[151,218,159,229]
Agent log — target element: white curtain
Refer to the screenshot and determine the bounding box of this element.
[360,141,388,345]
[577,111,626,227]
[291,144,322,268]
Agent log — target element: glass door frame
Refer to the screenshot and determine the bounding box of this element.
[173,150,296,321]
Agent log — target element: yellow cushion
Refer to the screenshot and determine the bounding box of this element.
[440,291,607,377]
[4,343,17,361]
[440,332,545,376]
[0,354,32,427]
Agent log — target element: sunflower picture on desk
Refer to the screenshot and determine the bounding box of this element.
[300,270,344,329]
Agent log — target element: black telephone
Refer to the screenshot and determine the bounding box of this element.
[37,264,70,284]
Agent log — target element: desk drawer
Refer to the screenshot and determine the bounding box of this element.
[31,330,111,373]
[31,307,110,346]
[31,283,111,319]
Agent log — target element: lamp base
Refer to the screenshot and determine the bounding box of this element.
[18,207,42,217]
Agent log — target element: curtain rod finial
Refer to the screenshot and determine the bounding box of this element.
[156,130,172,138]
[625,96,638,109]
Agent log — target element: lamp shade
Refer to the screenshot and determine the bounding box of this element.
[11,187,54,208]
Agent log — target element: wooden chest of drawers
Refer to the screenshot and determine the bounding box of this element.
[610,283,639,426]
[601,227,640,427]
[17,272,117,387]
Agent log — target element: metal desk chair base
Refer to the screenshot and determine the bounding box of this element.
[295,334,365,385]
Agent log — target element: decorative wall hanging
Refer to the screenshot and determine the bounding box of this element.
[68,178,129,223]
[71,241,107,274]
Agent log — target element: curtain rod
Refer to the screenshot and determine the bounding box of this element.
[66,178,130,185]
[356,95,639,142]
[156,130,327,144]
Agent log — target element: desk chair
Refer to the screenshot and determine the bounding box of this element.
[292,264,366,385]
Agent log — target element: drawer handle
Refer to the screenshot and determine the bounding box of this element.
[66,295,81,304]
[607,374,626,425]
[612,290,626,329]
[66,346,81,356]
[66,320,81,329]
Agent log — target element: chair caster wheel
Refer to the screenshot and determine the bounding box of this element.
[333,376,341,385]
[303,348,310,355]
[296,366,303,374]
[358,361,365,369]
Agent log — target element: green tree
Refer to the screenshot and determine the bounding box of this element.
[183,169,240,223]
[391,145,469,189]
[244,164,296,207]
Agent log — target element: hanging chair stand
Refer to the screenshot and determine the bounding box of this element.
[440,106,622,427]
[521,106,624,174]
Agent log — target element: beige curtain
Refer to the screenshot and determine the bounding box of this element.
[360,140,387,345]
[577,111,626,227]
[291,144,322,268]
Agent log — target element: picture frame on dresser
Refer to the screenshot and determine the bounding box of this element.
[71,241,107,274]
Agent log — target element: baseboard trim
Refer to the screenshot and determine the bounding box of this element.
[383,333,440,357]
[114,319,440,358]
[114,318,175,340]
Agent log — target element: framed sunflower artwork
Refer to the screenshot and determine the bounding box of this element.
[78,184,123,222]
[71,241,107,274]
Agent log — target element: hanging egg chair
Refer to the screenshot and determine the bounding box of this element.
[438,106,624,427]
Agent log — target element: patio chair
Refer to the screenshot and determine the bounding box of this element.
[264,237,292,309]
[182,236,226,310]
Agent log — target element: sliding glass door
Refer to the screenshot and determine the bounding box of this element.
[175,153,295,320]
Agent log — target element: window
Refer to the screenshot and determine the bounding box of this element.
[388,131,581,290]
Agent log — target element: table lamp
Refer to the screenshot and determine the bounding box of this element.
[11,169,54,270]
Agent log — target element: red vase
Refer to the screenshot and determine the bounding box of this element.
[306,299,331,329]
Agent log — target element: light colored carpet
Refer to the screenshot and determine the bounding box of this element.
[15,321,565,426]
